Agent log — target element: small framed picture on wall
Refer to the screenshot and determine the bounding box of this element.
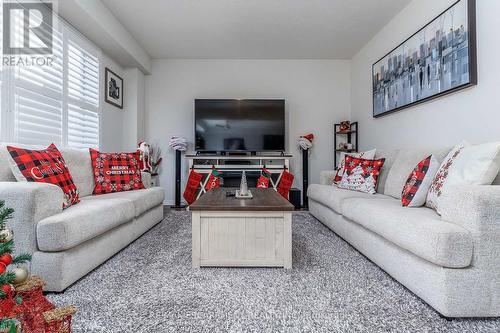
[105,67,123,109]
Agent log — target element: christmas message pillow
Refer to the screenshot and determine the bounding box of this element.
[401,155,439,207]
[337,156,385,194]
[7,144,79,208]
[89,149,145,195]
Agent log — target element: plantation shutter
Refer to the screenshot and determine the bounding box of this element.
[66,31,100,149]
[2,3,101,148]
[10,9,64,146]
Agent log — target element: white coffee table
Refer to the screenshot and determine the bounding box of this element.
[190,188,294,269]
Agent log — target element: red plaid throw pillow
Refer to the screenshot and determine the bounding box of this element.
[402,155,439,207]
[89,149,145,195]
[7,144,79,208]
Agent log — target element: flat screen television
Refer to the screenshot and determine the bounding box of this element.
[195,99,285,152]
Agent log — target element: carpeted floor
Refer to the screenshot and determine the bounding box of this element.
[48,211,500,332]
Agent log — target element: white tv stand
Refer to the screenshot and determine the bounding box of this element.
[186,152,292,199]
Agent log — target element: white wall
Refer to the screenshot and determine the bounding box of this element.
[122,68,146,150]
[100,53,125,151]
[146,59,351,204]
[351,0,500,151]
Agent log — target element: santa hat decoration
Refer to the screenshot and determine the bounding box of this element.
[298,133,314,150]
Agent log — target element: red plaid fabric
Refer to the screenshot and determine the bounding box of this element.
[277,170,294,199]
[89,149,145,195]
[184,170,203,205]
[402,156,431,206]
[7,144,79,208]
[337,156,385,194]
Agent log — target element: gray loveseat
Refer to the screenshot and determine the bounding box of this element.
[0,146,165,291]
[308,148,500,318]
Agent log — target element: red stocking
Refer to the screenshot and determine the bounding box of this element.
[183,170,203,205]
[256,168,271,188]
[277,170,294,199]
[205,168,222,191]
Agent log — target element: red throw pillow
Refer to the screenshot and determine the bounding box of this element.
[337,156,385,194]
[401,155,439,207]
[89,149,145,195]
[7,144,79,208]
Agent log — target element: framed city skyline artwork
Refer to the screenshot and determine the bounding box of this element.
[372,0,477,117]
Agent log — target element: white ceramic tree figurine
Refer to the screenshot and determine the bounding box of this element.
[240,171,248,196]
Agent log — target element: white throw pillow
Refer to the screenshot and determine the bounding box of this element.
[334,149,376,184]
[426,141,500,213]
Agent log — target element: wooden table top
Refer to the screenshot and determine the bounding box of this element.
[189,188,295,211]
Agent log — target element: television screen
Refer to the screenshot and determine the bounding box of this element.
[195,99,285,152]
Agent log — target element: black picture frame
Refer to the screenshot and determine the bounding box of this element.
[372,0,477,118]
[104,67,124,109]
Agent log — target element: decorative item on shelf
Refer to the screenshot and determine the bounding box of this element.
[372,0,476,117]
[297,133,314,209]
[169,136,188,208]
[334,122,358,167]
[236,171,253,199]
[339,121,351,133]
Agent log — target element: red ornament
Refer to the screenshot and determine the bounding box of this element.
[0,254,12,266]
[2,284,14,297]
[0,262,6,274]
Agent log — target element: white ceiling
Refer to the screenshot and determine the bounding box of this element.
[102,0,411,59]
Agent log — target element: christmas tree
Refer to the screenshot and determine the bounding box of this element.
[0,200,31,332]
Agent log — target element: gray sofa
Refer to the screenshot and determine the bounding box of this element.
[308,148,500,318]
[0,146,165,292]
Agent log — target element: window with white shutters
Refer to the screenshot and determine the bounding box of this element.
[0,2,101,149]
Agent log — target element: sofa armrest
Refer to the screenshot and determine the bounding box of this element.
[440,185,500,268]
[320,170,337,185]
[141,172,152,189]
[0,182,63,255]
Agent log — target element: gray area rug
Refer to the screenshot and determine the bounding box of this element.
[48,211,500,332]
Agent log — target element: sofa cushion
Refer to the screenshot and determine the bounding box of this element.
[374,149,399,195]
[307,184,390,215]
[37,197,135,252]
[383,148,450,199]
[341,198,473,268]
[60,148,95,198]
[83,187,164,217]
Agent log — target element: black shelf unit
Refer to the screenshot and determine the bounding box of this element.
[334,122,358,168]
